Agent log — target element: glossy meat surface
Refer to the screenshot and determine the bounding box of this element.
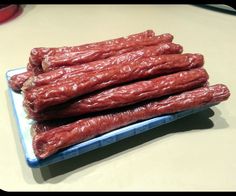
[23,53,204,112]
[8,71,33,92]
[33,84,230,159]
[23,42,183,91]
[28,68,208,121]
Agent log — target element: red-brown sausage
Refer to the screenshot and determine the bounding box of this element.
[41,33,174,72]
[28,68,208,121]
[29,30,155,66]
[23,53,204,112]
[8,71,33,92]
[23,42,183,91]
[28,31,174,74]
[33,84,230,159]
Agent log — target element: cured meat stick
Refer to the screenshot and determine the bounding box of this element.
[29,30,155,66]
[8,71,33,92]
[28,30,155,74]
[33,84,230,159]
[23,53,204,112]
[29,30,173,74]
[41,33,174,72]
[23,42,183,91]
[28,68,209,121]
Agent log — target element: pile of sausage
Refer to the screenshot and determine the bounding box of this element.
[8,30,230,159]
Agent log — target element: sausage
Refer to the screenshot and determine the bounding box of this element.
[24,53,204,112]
[41,33,174,72]
[28,68,209,121]
[28,30,156,73]
[8,71,33,92]
[29,31,173,74]
[29,30,155,66]
[32,84,230,159]
[23,42,183,91]
[23,53,204,112]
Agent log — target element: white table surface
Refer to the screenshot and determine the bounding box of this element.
[0,4,236,191]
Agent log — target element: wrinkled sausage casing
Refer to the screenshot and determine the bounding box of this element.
[23,53,204,112]
[28,30,173,74]
[33,84,230,159]
[5,29,231,162]
[41,33,174,72]
[8,71,33,92]
[10,32,175,90]
[29,30,156,66]
[28,68,209,121]
[23,42,183,91]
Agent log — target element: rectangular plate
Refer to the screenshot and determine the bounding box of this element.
[6,68,215,168]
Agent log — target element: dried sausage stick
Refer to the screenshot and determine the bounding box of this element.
[28,68,208,121]
[41,33,174,72]
[33,84,230,159]
[23,42,183,91]
[28,30,155,74]
[8,71,33,92]
[23,53,204,112]
[29,30,172,74]
[29,30,155,66]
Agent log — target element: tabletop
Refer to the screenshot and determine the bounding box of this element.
[0,4,236,191]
